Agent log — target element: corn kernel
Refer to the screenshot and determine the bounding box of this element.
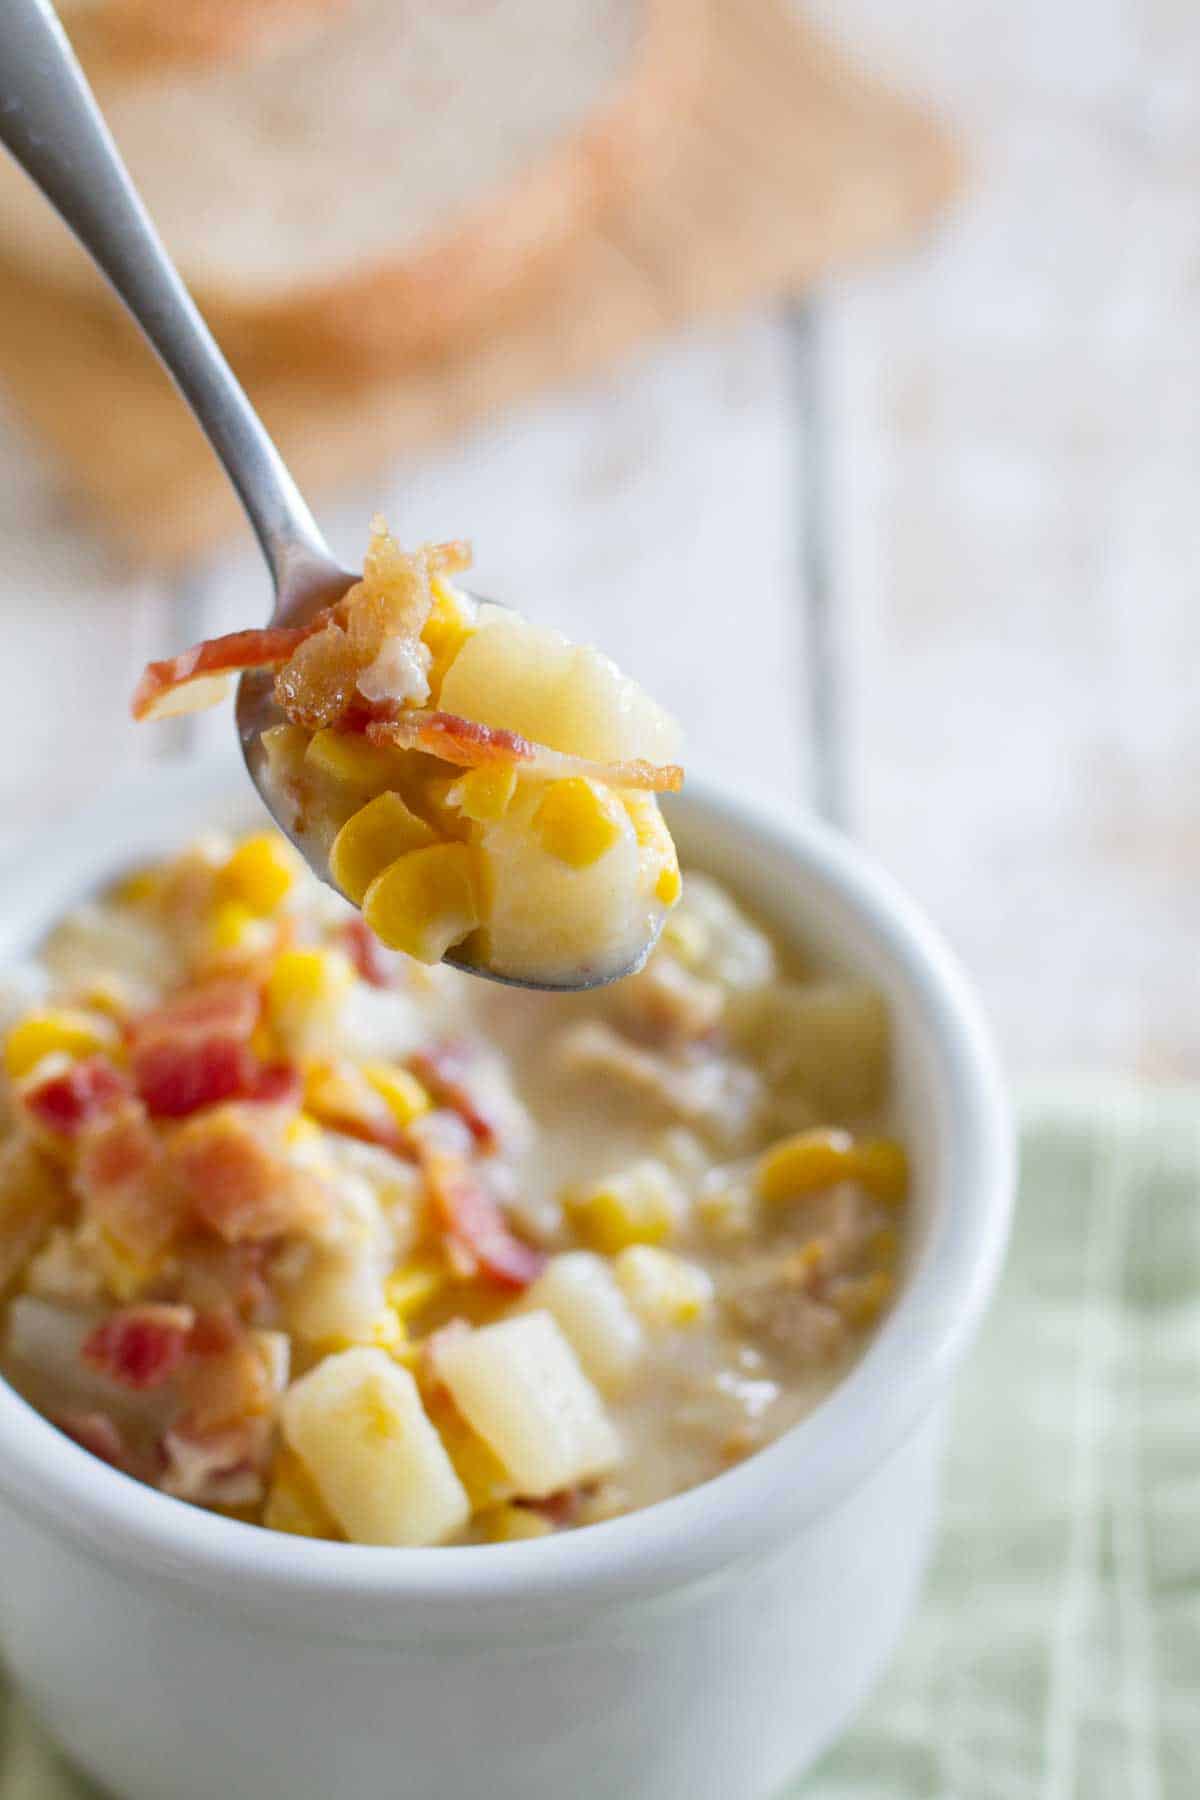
[329,791,437,905]
[534,779,624,868]
[385,1257,449,1321]
[112,866,162,907]
[480,1504,554,1543]
[423,577,477,699]
[199,900,274,964]
[264,1448,339,1539]
[284,1113,323,1148]
[564,1160,684,1254]
[4,1009,119,1080]
[831,1270,894,1328]
[91,1230,163,1304]
[362,843,480,963]
[363,1063,431,1128]
[655,861,682,906]
[452,764,518,824]
[614,1246,713,1329]
[304,728,407,800]
[220,832,298,915]
[267,947,354,1056]
[754,1129,908,1205]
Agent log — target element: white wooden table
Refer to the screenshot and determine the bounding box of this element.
[3,0,1197,1081]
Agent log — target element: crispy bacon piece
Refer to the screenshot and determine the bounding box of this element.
[244,1062,303,1109]
[21,1056,131,1136]
[304,1060,413,1156]
[75,1099,182,1261]
[409,1042,499,1153]
[129,979,263,1118]
[55,1409,126,1468]
[177,1326,279,1436]
[338,916,398,988]
[160,1418,270,1506]
[167,1105,330,1243]
[365,709,683,793]
[131,619,330,722]
[424,1156,544,1290]
[81,1303,195,1390]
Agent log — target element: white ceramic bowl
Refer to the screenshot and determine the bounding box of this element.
[0,760,1012,1800]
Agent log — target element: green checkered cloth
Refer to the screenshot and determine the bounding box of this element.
[3,1086,1197,1798]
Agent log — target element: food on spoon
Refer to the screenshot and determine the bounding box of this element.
[132,522,684,986]
[0,835,907,1543]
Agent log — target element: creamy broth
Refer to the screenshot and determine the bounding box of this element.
[0,834,905,1544]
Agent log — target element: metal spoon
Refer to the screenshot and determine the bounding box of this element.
[0,0,659,991]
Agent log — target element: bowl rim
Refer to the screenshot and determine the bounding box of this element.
[0,759,1013,1628]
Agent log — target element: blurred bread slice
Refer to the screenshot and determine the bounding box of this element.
[58,0,349,69]
[0,0,961,567]
[2,0,693,371]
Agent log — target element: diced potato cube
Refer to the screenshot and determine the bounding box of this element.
[361,1062,431,1128]
[534,780,624,868]
[329,791,437,906]
[267,947,354,1058]
[4,1008,119,1079]
[437,1313,623,1498]
[754,1128,908,1205]
[564,1159,685,1254]
[727,979,889,1117]
[452,765,518,824]
[363,843,480,963]
[219,833,298,915]
[518,1252,644,1393]
[281,1348,469,1546]
[614,1246,713,1329]
[284,1244,394,1350]
[480,1503,554,1542]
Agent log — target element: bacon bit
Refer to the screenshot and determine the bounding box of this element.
[177,1332,276,1436]
[365,710,684,794]
[424,1156,544,1290]
[409,1042,499,1153]
[82,1303,195,1389]
[132,619,329,722]
[56,1410,126,1468]
[304,1060,414,1157]
[515,1486,590,1527]
[425,541,472,575]
[128,979,264,1119]
[167,1105,330,1243]
[187,1309,240,1357]
[160,1418,270,1506]
[243,1062,302,1109]
[21,1056,131,1136]
[74,1099,182,1263]
[338,916,398,988]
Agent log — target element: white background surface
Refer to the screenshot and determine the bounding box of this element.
[2,0,1196,1080]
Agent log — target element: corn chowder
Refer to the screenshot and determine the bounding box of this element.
[0,830,905,1545]
[132,523,684,987]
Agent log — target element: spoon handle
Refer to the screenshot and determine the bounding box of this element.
[0,0,338,602]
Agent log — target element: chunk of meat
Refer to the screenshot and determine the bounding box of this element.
[167,1105,331,1243]
[424,1155,544,1290]
[20,1056,131,1136]
[131,619,329,721]
[613,955,724,1048]
[81,1303,195,1389]
[75,1100,182,1262]
[365,711,684,793]
[556,1021,761,1143]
